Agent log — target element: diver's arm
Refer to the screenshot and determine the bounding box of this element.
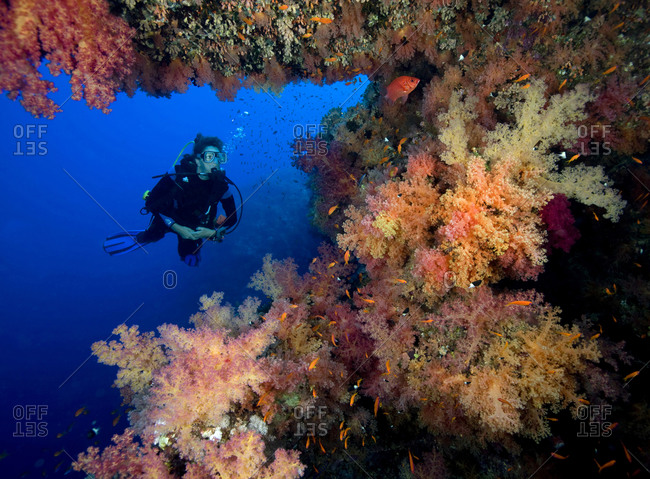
[171,223,202,240]
[219,188,237,227]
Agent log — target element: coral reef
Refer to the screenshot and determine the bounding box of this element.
[5,0,644,476]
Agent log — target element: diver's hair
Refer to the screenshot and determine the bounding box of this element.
[193,133,224,155]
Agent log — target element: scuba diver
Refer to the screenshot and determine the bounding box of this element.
[103,133,242,267]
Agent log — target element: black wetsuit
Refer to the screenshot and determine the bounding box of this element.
[140,158,237,260]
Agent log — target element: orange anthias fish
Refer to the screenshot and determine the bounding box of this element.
[384,76,420,105]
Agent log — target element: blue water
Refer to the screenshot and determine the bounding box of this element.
[0,70,366,477]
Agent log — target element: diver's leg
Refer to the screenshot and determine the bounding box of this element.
[137,215,167,243]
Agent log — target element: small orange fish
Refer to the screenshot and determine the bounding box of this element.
[632,157,642,164]
[374,397,380,416]
[397,137,407,154]
[595,459,616,473]
[328,205,339,215]
[498,398,514,408]
[578,398,590,405]
[242,17,253,26]
[384,76,420,105]
[603,66,617,75]
[514,73,531,82]
[257,392,270,407]
[279,312,287,322]
[350,393,357,406]
[75,407,86,417]
[328,261,337,268]
[506,300,532,306]
[325,57,338,62]
[344,250,350,264]
[385,359,391,374]
[613,22,624,30]
[568,153,580,163]
[521,83,531,89]
[361,297,375,304]
[409,450,415,472]
[331,334,338,347]
[112,415,121,427]
[311,16,333,24]
[237,32,245,41]
[624,371,639,381]
[640,75,650,86]
[558,79,567,90]
[279,4,289,10]
[302,33,313,38]
[593,211,599,221]
[309,357,319,370]
[622,442,632,463]
[552,452,569,459]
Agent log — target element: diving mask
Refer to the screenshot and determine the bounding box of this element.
[202,150,227,165]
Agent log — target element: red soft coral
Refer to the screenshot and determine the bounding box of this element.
[540,193,581,253]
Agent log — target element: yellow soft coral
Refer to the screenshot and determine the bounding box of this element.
[372,212,400,239]
[439,81,626,222]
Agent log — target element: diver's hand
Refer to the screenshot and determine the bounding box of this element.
[171,224,200,240]
[195,226,220,240]
[212,226,227,242]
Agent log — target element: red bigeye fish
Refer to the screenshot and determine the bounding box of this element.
[384,76,420,104]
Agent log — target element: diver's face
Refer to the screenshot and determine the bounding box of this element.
[197,146,221,175]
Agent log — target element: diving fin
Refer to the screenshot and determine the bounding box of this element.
[103,230,148,256]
